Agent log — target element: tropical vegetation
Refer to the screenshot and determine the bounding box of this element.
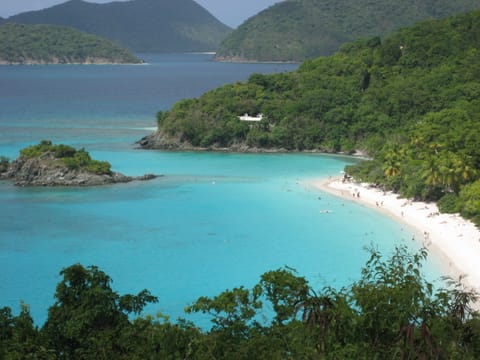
[215,0,480,62]
[19,140,112,175]
[146,10,480,225]
[6,0,231,53]
[0,23,141,64]
[1,246,479,358]
[0,156,9,173]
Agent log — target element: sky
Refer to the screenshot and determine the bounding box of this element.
[0,0,283,28]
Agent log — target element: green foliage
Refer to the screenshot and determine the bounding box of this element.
[149,11,480,222]
[216,0,480,62]
[258,269,309,325]
[458,180,480,225]
[42,264,158,359]
[438,193,461,213]
[20,140,61,158]
[352,247,438,356]
[62,149,112,175]
[0,23,141,64]
[7,0,231,53]
[0,303,52,359]
[147,11,480,221]
[0,156,9,173]
[1,247,480,358]
[20,140,112,175]
[184,246,480,359]
[154,11,480,156]
[186,286,262,331]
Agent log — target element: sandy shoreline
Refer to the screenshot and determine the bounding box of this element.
[310,177,480,294]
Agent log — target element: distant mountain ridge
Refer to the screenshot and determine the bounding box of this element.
[215,0,480,62]
[0,23,142,64]
[6,0,232,53]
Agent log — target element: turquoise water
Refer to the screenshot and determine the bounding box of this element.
[0,54,439,326]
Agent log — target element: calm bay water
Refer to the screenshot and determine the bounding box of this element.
[0,54,440,325]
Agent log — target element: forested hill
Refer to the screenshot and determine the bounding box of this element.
[141,10,480,225]
[215,0,480,62]
[6,0,232,53]
[0,23,142,64]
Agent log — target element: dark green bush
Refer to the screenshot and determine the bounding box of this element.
[438,193,461,213]
[0,156,9,173]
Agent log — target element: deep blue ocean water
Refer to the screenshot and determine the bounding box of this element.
[0,53,441,326]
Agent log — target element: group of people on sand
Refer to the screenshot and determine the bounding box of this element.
[341,173,352,183]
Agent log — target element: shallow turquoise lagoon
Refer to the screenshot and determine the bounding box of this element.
[0,151,434,325]
[0,54,441,326]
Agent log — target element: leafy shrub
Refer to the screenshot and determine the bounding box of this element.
[62,149,111,175]
[20,140,56,158]
[85,160,111,175]
[0,156,10,173]
[458,180,480,226]
[53,144,76,158]
[438,193,460,213]
[19,141,112,175]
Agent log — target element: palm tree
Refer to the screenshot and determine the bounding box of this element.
[438,152,477,193]
[428,142,442,156]
[295,289,337,354]
[454,155,477,183]
[421,155,442,187]
[382,148,404,178]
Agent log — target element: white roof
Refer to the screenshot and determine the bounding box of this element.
[238,113,263,122]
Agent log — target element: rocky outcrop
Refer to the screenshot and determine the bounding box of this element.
[137,132,186,150]
[0,155,157,187]
[137,132,290,153]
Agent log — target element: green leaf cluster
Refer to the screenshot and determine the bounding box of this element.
[154,10,480,223]
[1,247,480,358]
[216,0,480,62]
[20,140,112,175]
[0,23,141,64]
[0,156,10,173]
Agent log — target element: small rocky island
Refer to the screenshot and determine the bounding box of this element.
[0,141,156,186]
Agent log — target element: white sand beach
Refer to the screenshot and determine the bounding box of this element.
[311,177,480,294]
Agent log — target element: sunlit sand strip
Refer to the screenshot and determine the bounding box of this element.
[310,177,480,296]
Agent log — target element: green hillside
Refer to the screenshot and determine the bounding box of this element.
[7,0,232,53]
[142,10,480,224]
[0,23,141,64]
[215,0,480,62]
